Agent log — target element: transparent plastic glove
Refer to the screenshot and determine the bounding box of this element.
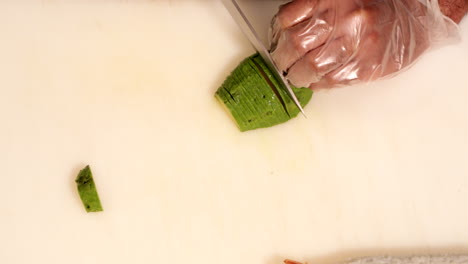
[270,0,459,90]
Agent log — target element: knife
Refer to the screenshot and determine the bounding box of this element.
[221,0,306,117]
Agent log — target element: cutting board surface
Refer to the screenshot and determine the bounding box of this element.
[1,1,468,264]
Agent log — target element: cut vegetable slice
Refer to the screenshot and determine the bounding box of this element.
[75,165,103,213]
[215,53,312,132]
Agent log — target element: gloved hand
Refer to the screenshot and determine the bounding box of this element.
[270,0,460,89]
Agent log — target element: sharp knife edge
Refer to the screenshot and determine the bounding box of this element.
[221,0,307,116]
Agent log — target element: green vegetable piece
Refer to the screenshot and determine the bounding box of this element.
[215,53,313,132]
[75,165,103,213]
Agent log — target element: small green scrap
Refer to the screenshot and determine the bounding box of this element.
[75,165,103,213]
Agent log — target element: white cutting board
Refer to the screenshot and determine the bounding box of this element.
[1,1,468,264]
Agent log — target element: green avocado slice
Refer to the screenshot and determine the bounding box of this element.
[75,165,103,213]
[215,53,312,132]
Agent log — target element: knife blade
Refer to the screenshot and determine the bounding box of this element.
[221,0,306,117]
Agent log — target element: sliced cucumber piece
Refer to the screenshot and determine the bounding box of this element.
[215,53,312,132]
[75,165,103,213]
